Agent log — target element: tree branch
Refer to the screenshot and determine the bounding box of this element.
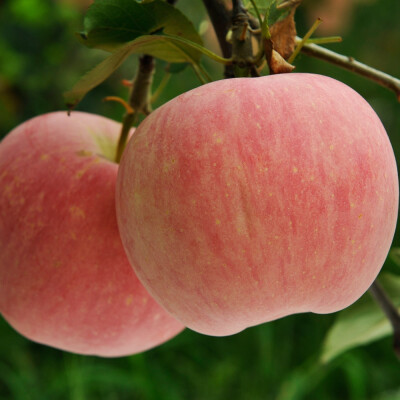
[297,37,400,101]
[201,0,235,78]
[369,281,400,359]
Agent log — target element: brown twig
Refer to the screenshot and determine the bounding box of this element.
[201,0,235,78]
[297,37,400,101]
[369,281,400,359]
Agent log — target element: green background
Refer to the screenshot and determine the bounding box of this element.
[1,0,400,399]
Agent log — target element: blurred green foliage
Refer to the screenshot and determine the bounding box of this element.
[1,0,400,399]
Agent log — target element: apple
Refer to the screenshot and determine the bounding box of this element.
[116,73,399,336]
[0,111,183,357]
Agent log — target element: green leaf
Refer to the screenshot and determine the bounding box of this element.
[64,34,224,108]
[79,0,202,54]
[243,0,290,28]
[320,273,400,364]
[166,62,188,74]
[243,0,275,17]
[64,44,133,109]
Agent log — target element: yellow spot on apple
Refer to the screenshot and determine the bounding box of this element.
[293,166,298,173]
[40,154,49,161]
[256,123,261,129]
[215,219,221,225]
[256,104,261,109]
[213,163,217,167]
[268,193,273,197]
[358,214,363,219]
[329,144,334,150]
[350,202,355,208]
[69,206,85,218]
[225,193,229,197]
[312,275,316,279]
[77,149,93,157]
[125,295,134,306]
[213,134,223,144]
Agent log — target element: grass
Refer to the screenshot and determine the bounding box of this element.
[1,312,400,400]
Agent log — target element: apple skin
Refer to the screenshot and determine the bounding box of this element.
[116,73,399,336]
[0,111,184,357]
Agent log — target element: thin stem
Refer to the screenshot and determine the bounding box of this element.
[369,281,400,359]
[305,36,342,45]
[288,18,322,64]
[115,111,139,163]
[298,37,400,101]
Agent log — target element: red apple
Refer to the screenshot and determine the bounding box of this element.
[116,73,399,336]
[0,111,183,356]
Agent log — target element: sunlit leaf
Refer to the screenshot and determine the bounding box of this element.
[320,273,400,364]
[243,0,291,28]
[64,34,220,108]
[79,0,202,53]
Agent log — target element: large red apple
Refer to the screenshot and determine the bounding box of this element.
[116,73,399,336]
[0,111,183,356]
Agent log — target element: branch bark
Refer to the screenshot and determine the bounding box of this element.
[201,0,235,78]
[297,37,400,101]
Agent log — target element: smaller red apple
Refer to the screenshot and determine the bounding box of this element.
[0,111,183,357]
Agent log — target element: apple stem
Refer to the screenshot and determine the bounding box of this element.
[369,281,400,359]
[297,37,400,101]
[115,55,155,163]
